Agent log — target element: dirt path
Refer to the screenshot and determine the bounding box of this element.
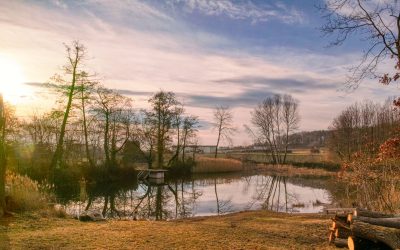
[1,210,336,249]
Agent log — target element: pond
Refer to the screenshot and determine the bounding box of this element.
[56,173,334,220]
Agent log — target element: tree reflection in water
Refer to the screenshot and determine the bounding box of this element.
[61,174,331,220]
[246,175,291,212]
[214,178,233,215]
[69,178,203,221]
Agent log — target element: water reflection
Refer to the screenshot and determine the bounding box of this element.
[61,174,332,221]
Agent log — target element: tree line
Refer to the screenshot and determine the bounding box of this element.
[0,41,301,217]
[328,99,400,162]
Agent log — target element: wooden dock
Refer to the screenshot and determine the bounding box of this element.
[137,169,168,180]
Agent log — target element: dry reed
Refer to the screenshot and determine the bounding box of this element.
[193,157,243,173]
[5,171,53,212]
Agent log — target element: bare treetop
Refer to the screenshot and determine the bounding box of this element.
[321,0,400,87]
[212,106,236,158]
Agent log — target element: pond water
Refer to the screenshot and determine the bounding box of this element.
[57,173,333,220]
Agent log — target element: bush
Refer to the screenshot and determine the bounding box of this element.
[168,158,195,177]
[341,153,400,213]
[194,157,243,173]
[5,171,53,212]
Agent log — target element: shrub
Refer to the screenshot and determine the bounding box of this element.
[193,157,243,173]
[168,158,194,177]
[341,151,400,213]
[5,171,53,212]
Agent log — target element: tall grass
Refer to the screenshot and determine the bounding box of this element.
[193,157,243,173]
[6,171,53,212]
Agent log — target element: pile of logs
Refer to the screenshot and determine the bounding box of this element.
[327,208,400,250]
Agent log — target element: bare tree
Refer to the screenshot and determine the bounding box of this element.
[282,95,300,163]
[320,0,400,87]
[181,115,199,162]
[212,106,236,158]
[250,94,300,165]
[148,91,179,168]
[168,104,184,166]
[130,110,157,168]
[76,72,98,167]
[95,87,133,169]
[50,41,87,179]
[328,99,400,161]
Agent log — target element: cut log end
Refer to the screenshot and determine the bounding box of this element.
[348,237,355,250]
[347,213,353,223]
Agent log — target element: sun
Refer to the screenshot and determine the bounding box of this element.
[0,55,29,104]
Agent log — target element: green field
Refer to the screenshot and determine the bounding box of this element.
[205,148,330,163]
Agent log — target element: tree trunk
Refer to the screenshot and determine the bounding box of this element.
[103,112,110,168]
[81,89,94,168]
[50,55,79,181]
[351,220,400,249]
[0,95,6,217]
[351,216,400,229]
[354,208,397,218]
[215,124,221,158]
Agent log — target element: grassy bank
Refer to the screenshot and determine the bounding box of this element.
[0,210,334,249]
[256,164,336,177]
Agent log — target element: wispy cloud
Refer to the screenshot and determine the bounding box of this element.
[214,75,338,93]
[167,0,305,24]
[3,0,399,145]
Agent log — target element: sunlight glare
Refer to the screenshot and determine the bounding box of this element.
[0,54,29,104]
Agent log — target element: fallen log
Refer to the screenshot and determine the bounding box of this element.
[331,218,350,230]
[325,208,355,215]
[333,238,348,248]
[348,236,390,250]
[350,216,400,229]
[354,208,398,218]
[351,221,400,249]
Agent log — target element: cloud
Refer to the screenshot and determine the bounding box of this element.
[24,82,46,87]
[185,88,277,108]
[4,0,400,146]
[167,0,305,24]
[213,75,338,93]
[115,89,154,97]
[114,87,277,108]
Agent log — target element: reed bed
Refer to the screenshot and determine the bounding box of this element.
[193,157,243,173]
[257,164,334,176]
[5,171,53,212]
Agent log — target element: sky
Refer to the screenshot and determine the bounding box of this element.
[1,0,400,146]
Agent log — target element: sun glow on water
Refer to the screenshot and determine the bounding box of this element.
[0,54,30,104]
